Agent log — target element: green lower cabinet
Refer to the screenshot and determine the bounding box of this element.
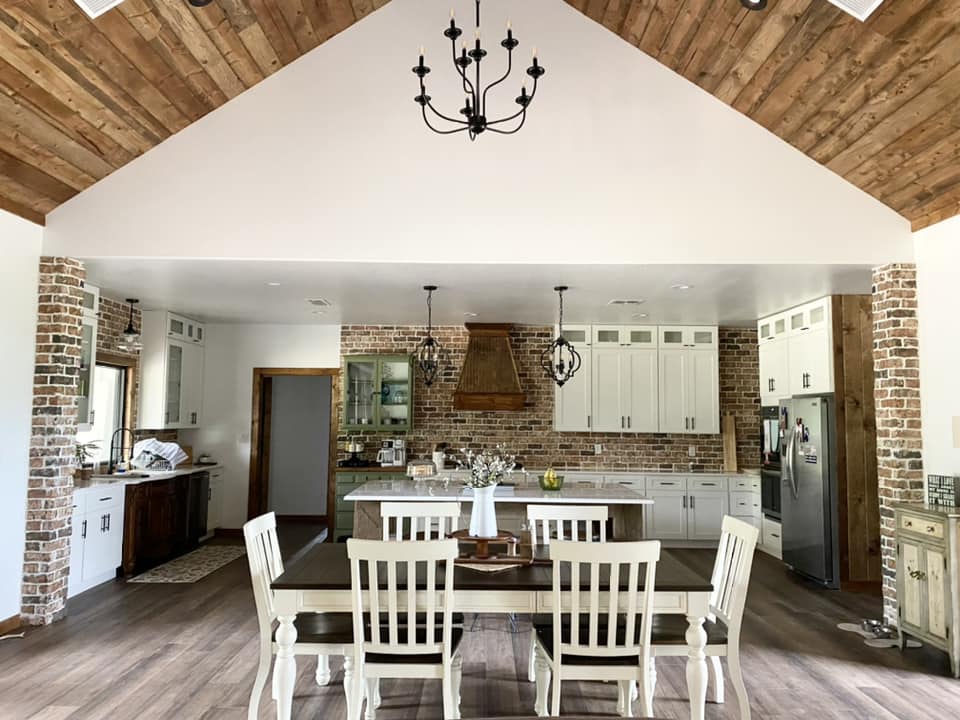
[333,471,405,540]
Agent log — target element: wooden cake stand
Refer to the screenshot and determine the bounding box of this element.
[449,529,522,563]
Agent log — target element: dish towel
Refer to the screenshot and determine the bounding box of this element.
[132,438,188,468]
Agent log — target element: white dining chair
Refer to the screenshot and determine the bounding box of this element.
[526,504,609,682]
[648,515,759,719]
[533,538,661,718]
[347,538,463,720]
[243,512,357,720]
[380,501,461,540]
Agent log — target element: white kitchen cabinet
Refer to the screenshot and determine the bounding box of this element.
[77,314,98,432]
[687,490,728,540]
[760,515,782,559]
[591,325,657,348]
[658,345,719,435]
[757,312,788,343]
[591,347,658,433]
[554,344,592,431]
[758,337,789,407]
[645,490,687,540]
[624,349,659,432]
[67,485,124,598]
[80,281,99,319]
[788,326,833,395]
[659,326,718,350]
[140,310,206,429]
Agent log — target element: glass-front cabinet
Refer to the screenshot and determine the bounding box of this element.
[343,355,413,431]
[77,316,97,431]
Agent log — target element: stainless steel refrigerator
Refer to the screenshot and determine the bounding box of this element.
[779,394,840,589]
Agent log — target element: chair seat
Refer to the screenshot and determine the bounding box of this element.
[365,626,464,664]
[533,615,727,665]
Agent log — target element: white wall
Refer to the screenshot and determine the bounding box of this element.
[268,376,331,516]
[914,217,960,479]
[44,0,911,265]
[0,210,41,620]
[180,324,340,528]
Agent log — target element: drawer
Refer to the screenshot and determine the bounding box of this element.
[691,477,727,492]
[647,476,686,491]
[335,483,362,498]
[731,476,761,493]
[335,511,355,533]
[899,513,945,541]
[762,516,782,557]
[80,485,124,513]
[730,491,761,516]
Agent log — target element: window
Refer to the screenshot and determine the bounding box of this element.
[76,364,126,467]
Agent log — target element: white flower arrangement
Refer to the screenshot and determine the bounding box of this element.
[457,445,516,488]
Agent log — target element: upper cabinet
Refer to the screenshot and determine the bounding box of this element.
[757,297,834,405]
[139,311,206,430]
[342,355,413,432]
[555,325,719,435]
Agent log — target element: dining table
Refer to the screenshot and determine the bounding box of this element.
[270,543,714,720]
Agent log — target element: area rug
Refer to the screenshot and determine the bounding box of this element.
[129,545,246,583]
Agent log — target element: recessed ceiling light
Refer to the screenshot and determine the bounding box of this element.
[607,299,645,306]
[671,284,693,291]
[739,0,767,10]
[632,312,649,319]
[306,297,332,307]
[463,312,478,318]
[311,310,325,315]
[266,281,281,287]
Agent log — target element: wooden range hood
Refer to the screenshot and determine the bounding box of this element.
[453,324,525,411]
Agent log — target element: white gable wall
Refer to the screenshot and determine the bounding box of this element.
[43,0,910,265]
[0,210,41,621]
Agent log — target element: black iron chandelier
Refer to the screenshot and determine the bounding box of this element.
[541,286,581,387]
[412,0,545,140]
[415,285,443,387]
[117,298,142,353]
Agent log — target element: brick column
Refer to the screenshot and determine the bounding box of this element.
[21,257,85,625]
[872,264,923,623]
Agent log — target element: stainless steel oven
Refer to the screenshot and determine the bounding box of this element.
[761,405,783,519]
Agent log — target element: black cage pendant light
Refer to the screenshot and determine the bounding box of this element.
[412,0,545,140]
[415,285,443,387]
[541,286,581,387]
[117,298,142,352]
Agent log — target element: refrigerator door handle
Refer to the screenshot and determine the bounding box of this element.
[787,427,800,500]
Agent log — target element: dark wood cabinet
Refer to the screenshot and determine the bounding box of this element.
[122,472,209,576]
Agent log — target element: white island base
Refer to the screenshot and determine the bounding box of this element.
[345,480,652,540]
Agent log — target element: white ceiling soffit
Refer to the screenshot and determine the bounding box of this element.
[82,259,873,327]
[44,0,911,266]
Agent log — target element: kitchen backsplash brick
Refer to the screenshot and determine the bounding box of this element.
[872,264,923,623]
[339,325,760,472]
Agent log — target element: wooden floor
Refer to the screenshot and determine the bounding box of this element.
[2,527,958,720]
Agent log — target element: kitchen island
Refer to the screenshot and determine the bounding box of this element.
[344,479,652,540]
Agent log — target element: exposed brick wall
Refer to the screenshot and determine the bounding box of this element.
[339,325,759,472]
[22,258,85,625]
[96,295,142,431]
[872,264,923,623]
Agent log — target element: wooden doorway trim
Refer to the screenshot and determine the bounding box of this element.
[247,367,340,533]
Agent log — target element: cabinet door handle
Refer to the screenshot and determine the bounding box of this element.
[682,496,687,509]
[771,378,776,392]
[587,415,591,429]
[685,417,689,430]
[621,416,625,429]
[106,513,110,532]
[691,417,696,430]
[690,495,696,509]
[81,519,87,539]
[627,416,631,429]
[909,569,927,581]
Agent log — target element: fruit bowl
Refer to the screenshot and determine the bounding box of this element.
[538,474,565,491]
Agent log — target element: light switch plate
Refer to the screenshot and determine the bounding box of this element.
[594,444,602,455]
[688,445,697,458]
[953,417,960,449]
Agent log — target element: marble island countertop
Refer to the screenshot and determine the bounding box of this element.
[344,479,651,505]
[74,464,223,489]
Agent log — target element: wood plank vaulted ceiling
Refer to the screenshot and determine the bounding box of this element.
[0,0,958,230]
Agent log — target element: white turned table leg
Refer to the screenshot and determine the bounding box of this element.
[316,654,331,686]
[534,647,551,717]
[274,614,298,720]
[686,613,708,720]
[343,655,355,720]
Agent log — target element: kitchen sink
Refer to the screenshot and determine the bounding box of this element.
[91,472,151,480]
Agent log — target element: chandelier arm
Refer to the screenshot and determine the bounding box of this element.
[450,38,477,100]
[485,75,538,127]
[481,49,512,117]
[425,99,470,125]
[485,110,527,134]
[421,106,470,135]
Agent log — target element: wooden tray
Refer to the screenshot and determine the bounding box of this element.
[450,529,530,564]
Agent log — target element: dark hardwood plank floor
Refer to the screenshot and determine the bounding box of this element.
[1,533,958,720]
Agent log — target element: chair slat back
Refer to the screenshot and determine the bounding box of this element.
[381,501,461,541]
[527,504,608,546]
[550,540,660,660]
[709,516,760,629]
[243,512,285,632]
[348,538,457,660]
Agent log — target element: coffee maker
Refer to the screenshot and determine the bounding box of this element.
[377,439,407,467]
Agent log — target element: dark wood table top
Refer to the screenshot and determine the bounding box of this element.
[272,543,713,593]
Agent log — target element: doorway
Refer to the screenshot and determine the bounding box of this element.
[247,368,339,533]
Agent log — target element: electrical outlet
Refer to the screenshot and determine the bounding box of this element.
[594,443,602,455]
[688,445,696,458]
